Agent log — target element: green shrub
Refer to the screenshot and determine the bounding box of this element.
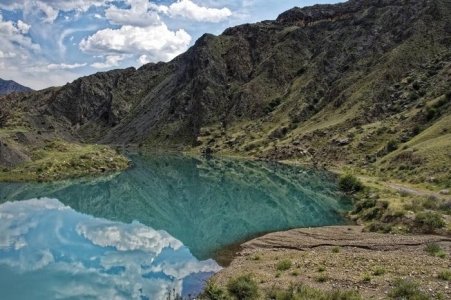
[388,278,430,299]
[267,283,362,300]
[315,274,328,282]
[386,140,398,152]
[339,174,364,193]
[373,268,386,276]
[277,259,292,271]
[414,212,445,232]
[227,274,259,300]
[201,281,228,300]
[438,270,451,281]
[424,243,442,256]
[331,246,340,253]
[317,265,326,272]
[352,199,376,214]
[362,274,371,283]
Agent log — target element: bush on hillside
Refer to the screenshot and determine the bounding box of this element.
[227,274,259,300]
[339,174,364,194]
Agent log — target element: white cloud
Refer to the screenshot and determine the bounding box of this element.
[90,55,128,69]
[17,20,31,33]
[79,23,191,62]
[47,62,87,70]
[0,0,106,12]
[0,13,40,52]
[167,0,232,23]
[105,0,161,27]
[35,2,59,23]
[76,219,183,253]
[138,54,150,65]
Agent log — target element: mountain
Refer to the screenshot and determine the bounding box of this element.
[0,79,32,95]
[1,0,451,186]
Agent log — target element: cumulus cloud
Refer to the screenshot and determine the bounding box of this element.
[76,219,183,253]
[167,0,232,23]
[105,0,161,27]
[0,0,106,12]
[79,23,191,62]
[0,13,40,51]
[17,20,30,33]
[47,62,87,70]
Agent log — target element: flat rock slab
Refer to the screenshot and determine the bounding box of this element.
[241,225,451,252]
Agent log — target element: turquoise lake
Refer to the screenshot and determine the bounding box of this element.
[0,153,352,299]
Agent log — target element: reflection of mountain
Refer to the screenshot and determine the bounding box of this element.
[0,153,352,259]
[0,198,220,300]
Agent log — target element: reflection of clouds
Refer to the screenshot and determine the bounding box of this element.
[0,198,221,300]
[76,219,183,253]
[151,260,222,279]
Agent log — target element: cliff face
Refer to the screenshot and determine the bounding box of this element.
[1,0,451,184]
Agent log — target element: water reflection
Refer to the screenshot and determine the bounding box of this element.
[0,153,352,260]
[0,198,220,300]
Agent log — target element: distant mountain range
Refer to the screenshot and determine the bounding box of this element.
[0,78,32,95]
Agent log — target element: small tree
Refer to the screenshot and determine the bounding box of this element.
[339,174,364,194]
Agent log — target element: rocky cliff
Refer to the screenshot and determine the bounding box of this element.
[1,0,451,186]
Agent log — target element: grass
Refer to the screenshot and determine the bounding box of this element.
[362,274,371,283]
[0,139,130,182]
[317,265,326,272]
[202,281,363,300]
[315,273,328,282]
[331,246,340,253]
[438,270,451,281]
[372,267,386,276]
[424,243,446,257]
[388,278,431,300]
[276,259,292,271]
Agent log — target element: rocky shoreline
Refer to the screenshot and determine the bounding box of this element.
[211,225,451,299]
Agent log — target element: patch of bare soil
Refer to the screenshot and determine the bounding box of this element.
[212,226,451,299]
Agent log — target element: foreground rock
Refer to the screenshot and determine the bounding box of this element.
[212,226,451,299]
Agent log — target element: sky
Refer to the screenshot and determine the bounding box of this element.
[0,0,340,90]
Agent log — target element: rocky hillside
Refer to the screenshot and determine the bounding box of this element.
[0,79,32,95]
[1,0,451,186]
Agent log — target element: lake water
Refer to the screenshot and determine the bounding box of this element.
[0,153,352,299]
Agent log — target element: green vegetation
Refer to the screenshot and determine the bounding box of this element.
[0,139,130,182]
[362,274,371,283]
[424,243,447,258]
[331,246,340,253]
[201,281,362,300]
[226,274,259,300]
[277,259,292,271]
[267,283,362,300]
[372,268,386,276]
[438,270,451,281]
[315,273,328,282]
[388,279,431,300]
[338,174,364,194]
[414,212,446,233]
[317,265,326,272]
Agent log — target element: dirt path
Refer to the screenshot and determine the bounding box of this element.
[212,226,451,299]
[383,183,451,200]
